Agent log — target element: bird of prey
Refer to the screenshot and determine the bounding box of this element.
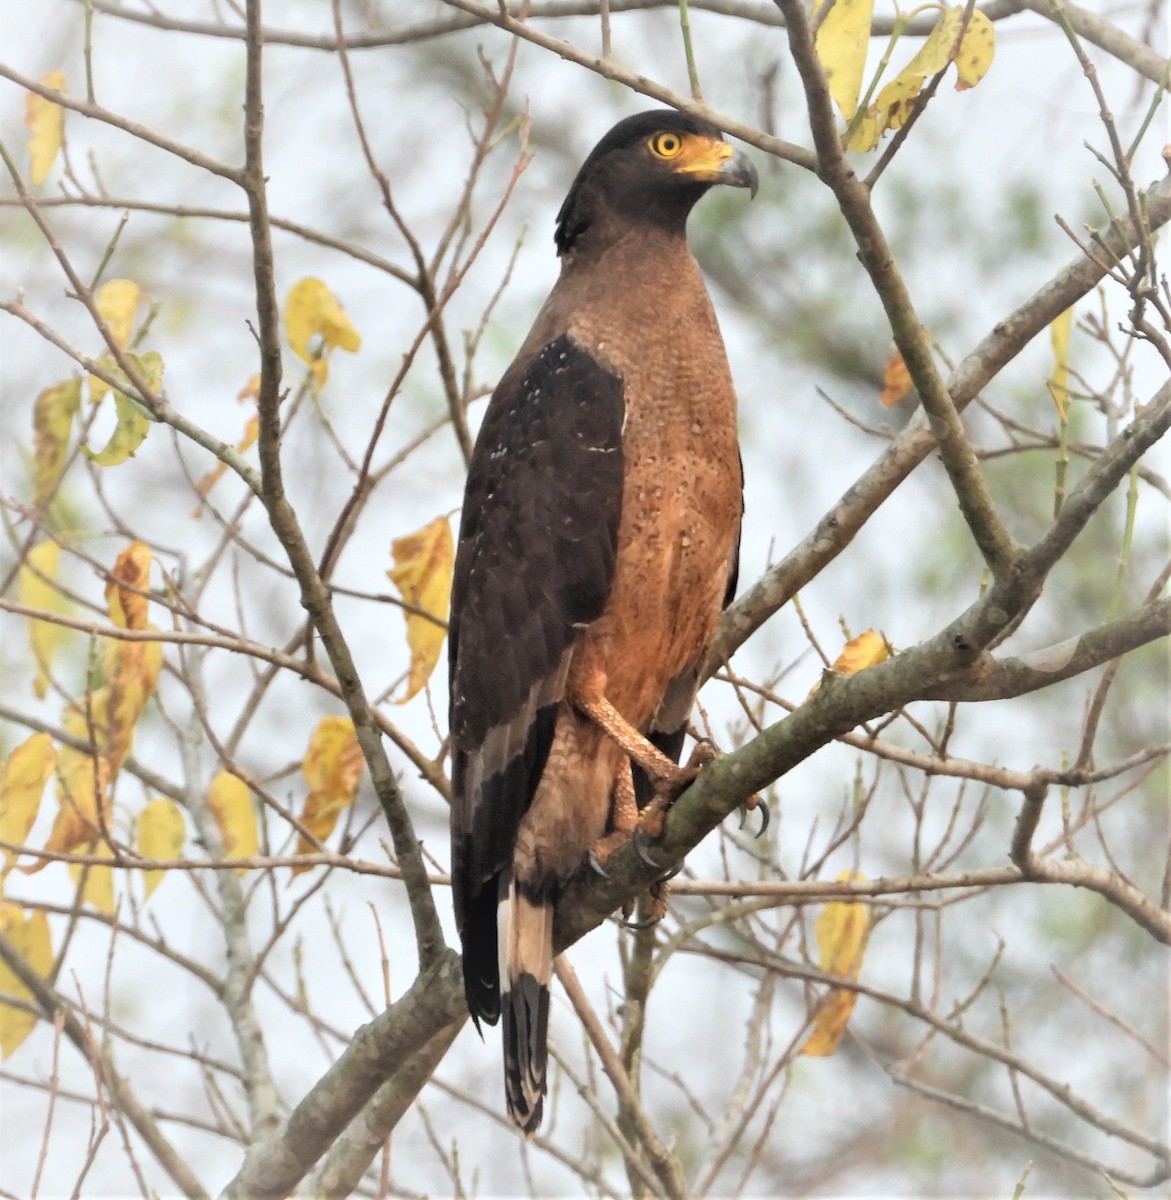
[449,109,757,1135]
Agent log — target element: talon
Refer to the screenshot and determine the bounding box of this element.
[633,826,665,869]
[685,739,718,771]
[736,791,769,838]
[588,849,612,879]
[619,911,659,930]
[754,796,771,838]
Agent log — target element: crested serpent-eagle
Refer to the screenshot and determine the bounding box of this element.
[449,109,757,1134]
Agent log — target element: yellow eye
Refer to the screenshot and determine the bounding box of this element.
[648,132,684,159]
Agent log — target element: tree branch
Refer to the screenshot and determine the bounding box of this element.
[776,0,1021,578]
[0,931,213,1200]
[221,949,465,1200]
[709,167,1171,670]
[239,0,445,967]
[924,596,1171,702]
[0,64,243,183]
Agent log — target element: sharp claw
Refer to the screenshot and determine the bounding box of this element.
[618,912,658,931]
[633,827,665,870]
[659,860,683,882]
[587,849,612,880]
[754,797,771,838]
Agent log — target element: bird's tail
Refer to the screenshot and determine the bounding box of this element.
[499,874,552,1136]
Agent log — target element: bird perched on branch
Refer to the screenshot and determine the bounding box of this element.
[449,109,757,1134]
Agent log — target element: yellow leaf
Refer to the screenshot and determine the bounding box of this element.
[1047,306,1074,420]
[802,988,859,1057]
[832,629,891,675]
[32,379,82,506]
[954,9,995,90]
[387,517,453,703]
[292,716,363,871]
[85,351,160,467]
[0,735,56,875]
[284,278,361,391]
[137,798,185,898]
[68,839,116,915]
[302,716,363,809]
[846,7,970,150]
[25,70,65,186]
[22,744,111,878]
[803,871,870,1057]
[291,808,340,872]
[0,904,53,1058]
[194,414,259,514]
[105,540,152,630]
[100,636,162,779]
[86,280,148,400]
[815,0,875,122]
[845,111,882,154]
[95,279,142,350]
[19,541,70,700]
[43,747,110,862]
[207,771,258,872]
[88,354,114,407]
[879,349,911,408]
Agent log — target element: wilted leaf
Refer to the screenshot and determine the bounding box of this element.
[47,747,110,856]
[207,771,258,871]
[25,70,66,186]
[1047,306,1074,420]
[0,735,56,874]
[22,745,111,878]
[954,10,995,90]
[0,904,53,1058]
[105,540,152,630]
[32,378,82,506]
[193,414,259,515]
[832,629,891,675]
[100,636,163,779]
[95,279,142,350]
[879,349,912,408]
[19,540,70,700]
[137,798,185,898]
[815,0,875,122]
[85,351,161,467]
[68,839,116,915]
[803,871,871,1057]
[846,6,994,151]
[284,278,361,391]
[388,516,453,703]
[292,716,362,871]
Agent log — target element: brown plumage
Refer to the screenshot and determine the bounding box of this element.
[449,110,757,1134]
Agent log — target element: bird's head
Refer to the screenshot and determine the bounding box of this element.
[554,110,758,257]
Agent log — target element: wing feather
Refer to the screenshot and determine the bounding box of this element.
[450,333,625,1024]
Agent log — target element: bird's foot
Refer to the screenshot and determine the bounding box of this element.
[738,792,771,838]
[637,739,717,841]
[588,829,633,878]
[619,877,671,927]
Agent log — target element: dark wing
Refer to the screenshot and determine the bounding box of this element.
[450,333,625,1026]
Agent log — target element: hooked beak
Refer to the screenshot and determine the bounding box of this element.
[674,138,759,198]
